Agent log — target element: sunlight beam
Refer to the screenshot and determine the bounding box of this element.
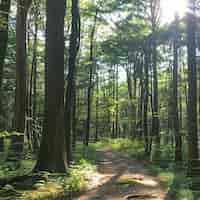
[161,0,187,23]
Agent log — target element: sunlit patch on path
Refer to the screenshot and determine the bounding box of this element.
[73,149,167,200]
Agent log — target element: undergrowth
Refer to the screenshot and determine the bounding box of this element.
[0,142,98,200]
[0,138,200,199]
[92,138,200,200]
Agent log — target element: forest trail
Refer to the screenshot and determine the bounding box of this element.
[74,149,167,200]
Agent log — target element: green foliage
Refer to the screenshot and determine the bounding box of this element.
[90,138,145,160]
[0,131,24,139]
[0,143,98,200]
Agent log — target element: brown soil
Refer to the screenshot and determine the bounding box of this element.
[73,149,167,200]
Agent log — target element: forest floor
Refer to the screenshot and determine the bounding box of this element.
[74,148,167,200]
[1,139,199,200]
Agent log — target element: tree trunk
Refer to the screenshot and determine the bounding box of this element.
[115,64,119,137]
[172,16,182,162]
[65,0,80,162]
[144,46,150,156]
[112,65,116,138]
[0,0,11,151]
[186,0,199,176]
[152,36,160,159]
[29,0,39,152]
[11,0,32,154]
[72,82,77,150]
[34,0,67,172]
[85,9,97,146]
[95,72,99,142]
[138,61,143,138]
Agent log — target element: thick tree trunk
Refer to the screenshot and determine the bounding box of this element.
[11,0,32,154]
[0,0,11,151]
[186,0,199,177]
[34,0,67,172]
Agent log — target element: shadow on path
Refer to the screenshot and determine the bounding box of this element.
[73,149,167,200]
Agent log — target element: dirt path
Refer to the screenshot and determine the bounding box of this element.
[73,149,167,200]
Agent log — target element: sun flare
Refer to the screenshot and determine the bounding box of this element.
[161,0,187,23]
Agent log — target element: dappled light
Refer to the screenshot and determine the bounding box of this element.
[75,144,166,200]
[1,0,200,199]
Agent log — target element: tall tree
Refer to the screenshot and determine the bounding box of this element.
[0,0,11,150]
[34,0,67,172]
[28,0,40,151]
[186,0,199,176]
[143,40,150,156]
[65,0,80,163]
[149,0,161,159]
[172,15,182,162]
[12,0,32,153]
[32,0,40,151]
[95,71,99,142]
[85,9,98,146]
[115,64,119,137]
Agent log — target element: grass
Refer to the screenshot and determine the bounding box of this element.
[0,142,98,200]
[1,138,200,199]
[92,138,200,200]
[90,138,145,160]
[21,159,97,200]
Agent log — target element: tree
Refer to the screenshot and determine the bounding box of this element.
[12,0,32,153]
[149,0,161,159]
[85,9,98,146]
[34,0,67,172]
[172,15,182,162]
[186,0,199,177]
[95,70,99,142]
[29,0,40,151]
[65,0,80,163]
[0,0,11,150]
[143,39,150,156]
[115,64,119,137]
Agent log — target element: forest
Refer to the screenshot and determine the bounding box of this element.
[0,0,200,199]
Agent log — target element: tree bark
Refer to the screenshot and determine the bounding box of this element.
[28,0,39,151]
[11,0,32,154]
[65,0,80,162]
[144,45,150,156]
[0,0,11,151]
[152,35,160,159]
[95,72,99,142]
[72,82,77,150]
[115,64,119,137]
[172,16,182,162]
[85,9,97,146]
[34,0,67,172]
[186,0,199,176]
